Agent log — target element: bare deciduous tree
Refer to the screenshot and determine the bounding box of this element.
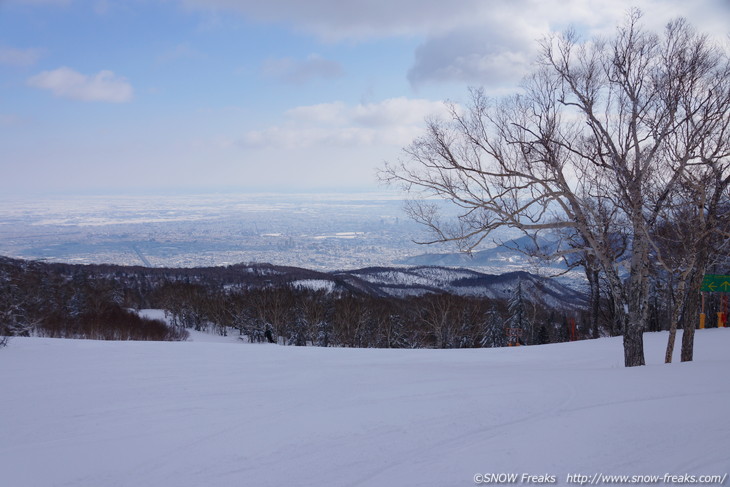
[657,162,730,363]
[381,11,730,366]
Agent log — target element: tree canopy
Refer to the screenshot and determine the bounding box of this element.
[382,10,730,366]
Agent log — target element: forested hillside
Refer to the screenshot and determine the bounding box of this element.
[1,256,592,348]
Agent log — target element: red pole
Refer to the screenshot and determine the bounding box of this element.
[570,317,577,342]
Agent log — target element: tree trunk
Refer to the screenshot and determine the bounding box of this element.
[623,223,649,367]
[680,273,704,362]
[680,305,697,362]
[665,276,686,363]
[623,319,646,367]
[603,265,646,367]
[665,318,678,364]
[588,267,600,339]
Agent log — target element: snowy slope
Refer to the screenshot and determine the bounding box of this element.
[342,267,587,309]
[1,331,729,487]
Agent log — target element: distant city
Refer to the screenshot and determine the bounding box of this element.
[0,192,458,270]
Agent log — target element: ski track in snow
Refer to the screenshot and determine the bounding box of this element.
[1,330,729,487]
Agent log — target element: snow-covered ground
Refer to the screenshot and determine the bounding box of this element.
[1,330,729,487]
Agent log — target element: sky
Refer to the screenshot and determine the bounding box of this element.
[1,0,728,196]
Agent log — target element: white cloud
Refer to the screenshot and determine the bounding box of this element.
[350,97,447,127]
[261,54,343,84]
[27,67,133,103]
[241,97,450,149]
[407,0,730,88]
[407,23,538,89]
[0,46,43,67]
[286,101,348,125]
[177,0,729,40]
[178,0,486,40]
[177,0,730,88]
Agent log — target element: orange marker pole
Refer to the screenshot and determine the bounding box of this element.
[700,292,706,329]
[721,295,728,328]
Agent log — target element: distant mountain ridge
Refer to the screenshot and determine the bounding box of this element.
[336,266,586,310]
[397,235,567,268]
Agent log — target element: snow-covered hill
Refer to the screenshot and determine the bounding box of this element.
[397,235,594,288]
[340,267,586,309]
[397,234,569,269]
[2,330,728,487]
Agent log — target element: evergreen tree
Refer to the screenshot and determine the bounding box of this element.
[288,315,309,346]
[481,304,506,348]
[558,315,571,343]
[315,320,331,347]
[506,281,530,345]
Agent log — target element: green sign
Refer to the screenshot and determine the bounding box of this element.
[701,274,730,293]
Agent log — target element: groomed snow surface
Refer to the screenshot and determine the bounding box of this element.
[2,329,729,487]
